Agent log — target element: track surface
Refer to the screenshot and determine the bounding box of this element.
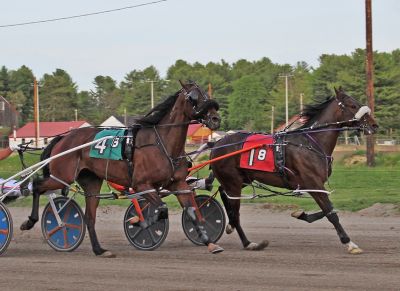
[1,205,399,291]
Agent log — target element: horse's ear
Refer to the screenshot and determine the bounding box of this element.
[179,80,190,91]
[334,86,344,97]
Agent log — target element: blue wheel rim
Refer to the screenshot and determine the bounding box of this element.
[0,206,11,250]
[43,199,84,250]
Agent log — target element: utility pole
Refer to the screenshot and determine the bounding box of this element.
[146,79,170,108]
[365,0,375,166]
[271,106,275,133]
[146,80,156,108]
[208,83,213,98]
[74,109,78,121]
[300,93,304,111]
[33,78,40,147]
[279,74,293,126]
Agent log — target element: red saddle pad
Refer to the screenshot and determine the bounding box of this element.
[239,134,275,172]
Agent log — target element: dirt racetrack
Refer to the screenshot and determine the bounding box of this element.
[1,204,399,291]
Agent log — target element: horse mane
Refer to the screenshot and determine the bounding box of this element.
[41,135,64,177]
[135,91,180,125]
[299,96,335,128]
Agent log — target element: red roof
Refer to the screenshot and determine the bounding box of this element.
[187,124,203,136]
[12,121,89,138]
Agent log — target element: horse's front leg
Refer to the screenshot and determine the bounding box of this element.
[137,183,167,222]
[84,195,115,257]
[78,173,114,258]
[311,191,363,254]
[173,181,223,254]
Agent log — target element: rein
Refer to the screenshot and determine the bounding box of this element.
[184,125,362,161]
[152,126,180,173]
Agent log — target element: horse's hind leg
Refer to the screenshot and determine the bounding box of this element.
[291,210,325,223]
[311,192,362,254]
[219,186,268,251]
[218,186,236,234]
[77,171,114,258]
[20,177,61,230]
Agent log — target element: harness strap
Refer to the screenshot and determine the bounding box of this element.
[273,134,292,188]
[125,128,135,186]
[153,126,176,173]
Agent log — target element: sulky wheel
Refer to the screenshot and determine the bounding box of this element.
[124,198,169,251]
[182,194,226,246]
[0,201,13,255]
[41,196,86,252]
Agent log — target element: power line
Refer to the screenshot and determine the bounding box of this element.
[0,0,167,28]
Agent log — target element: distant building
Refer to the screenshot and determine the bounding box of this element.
[100,116,125,127]
[0,96,19,129]
[9,121,91,148]
[187,124,212,144]
[100,115,141,127]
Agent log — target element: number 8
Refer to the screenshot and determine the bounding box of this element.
[257,149,267,161]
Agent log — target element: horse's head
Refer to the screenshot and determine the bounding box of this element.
[334,87,378,135]
[179,80,221,130]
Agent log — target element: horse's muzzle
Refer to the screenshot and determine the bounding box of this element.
[205,114,221,130]
[363,123,378,135]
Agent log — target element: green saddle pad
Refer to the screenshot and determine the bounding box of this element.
[89,129,126,160]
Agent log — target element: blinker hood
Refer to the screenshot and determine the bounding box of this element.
[193,99,220,119]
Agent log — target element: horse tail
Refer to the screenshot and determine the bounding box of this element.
[41,135,64,178]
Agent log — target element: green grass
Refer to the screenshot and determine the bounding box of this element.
[245,165,400,212]
[1,151,400,213]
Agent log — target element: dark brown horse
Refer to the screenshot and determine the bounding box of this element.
[21,81,224,257]
[210,88,378,254]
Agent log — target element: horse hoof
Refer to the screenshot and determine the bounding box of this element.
[347,241,363,255]
[245,240,269,251]
[129,216,140,224]
[291,210,305,219]
[349,247,363,255]
[20,220,35,231]
[208,243,224,254]
[98,251,116,258]
[225,224,235,234]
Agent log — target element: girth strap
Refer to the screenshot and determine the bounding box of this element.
[273,134,290,188]
[124,126,140,186]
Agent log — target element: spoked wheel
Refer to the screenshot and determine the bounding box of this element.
[182,194,226,246]
[41,196,86,252]
[124,198,169,251]
[0,201,13,255]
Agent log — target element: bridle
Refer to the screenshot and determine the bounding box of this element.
[181,83,220,124]
[335,95,372,132]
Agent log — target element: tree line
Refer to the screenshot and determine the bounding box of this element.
[1,48,399,134]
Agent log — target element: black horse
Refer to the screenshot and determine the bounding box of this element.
[210,88,378,254]
[21,81,224,257]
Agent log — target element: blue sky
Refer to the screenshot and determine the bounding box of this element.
[1,0,399,91]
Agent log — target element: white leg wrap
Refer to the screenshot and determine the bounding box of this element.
[245,242,258,250]
[347,241,363,254]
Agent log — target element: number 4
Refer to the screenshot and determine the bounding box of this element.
[94,139,108,155]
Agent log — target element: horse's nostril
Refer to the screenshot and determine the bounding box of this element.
[212,117,220,123]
